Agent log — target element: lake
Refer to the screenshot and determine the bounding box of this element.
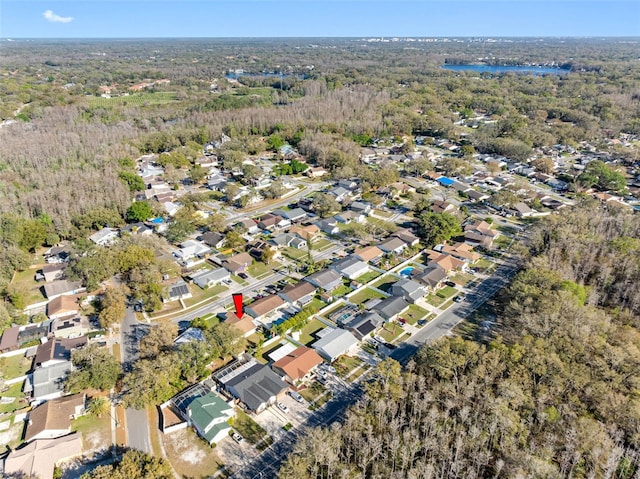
[442,64,569,75]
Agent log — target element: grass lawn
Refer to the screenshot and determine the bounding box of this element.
[347,364,370,382]
[494,235,514,250]
[87,91,177,107]
[0,382,28,414]
[301,381,333,410]
[230,274,249,286]
[379,323,404,343]
[11,267,46,305]
[334,356,363,378]
[426,293,446,307]
[441,299,456,311]
[71,413,111,453]
[229,409,269,445]
[437,285,458,299]
[296,318,326,346]
[371,275,398,292]
[332,283,353,298]
[283,247,307,261]
[308,297,326,311]
[475,258,494,271]
[348,287,385,305]
[248,261,282,279]
[404,304,429,325]
[164,427,223,479]
[0,354,31,380]
[450,272,475,286]
[184,283,229,307]
[354,270,382,284]
[373,208,393,218]
[314,238,333,251]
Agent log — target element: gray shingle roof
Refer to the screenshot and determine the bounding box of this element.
[224,363,287,411]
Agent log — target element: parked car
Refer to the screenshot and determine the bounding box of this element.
[398,317,407,325]
[276,402,289,413]
[417,319,427,326]
[238,272,249,279]
[232,432,244,444]
[453,295,465,303]
[445,281,456,287]
[288,391,304,403]
[317,369,328,379]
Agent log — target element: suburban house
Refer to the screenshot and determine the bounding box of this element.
[190,267,230,289]
[466,189,491,202]
[0,325,21,353]
[393,229,421,248]
[39,264,66,283]
[304,269,343,292]
[49,316,90,339]
[186,392,235,445]
[88,227,119,246]
[223,252,253,274]
[349,201,372,215]
[236,218,261,235]
[120,222,153,236]
[27,361,74,402]
[244,295,286,322]
[343,312,385,340]
[391,278,426,304]
[330,256,370,280]
[512,202,535,217]
[334,210,365,224]
[224,312,257,338]
[312,328,359,363]
[257,213,290,231]
[43,246,71,264]
[3,432,83,479]
[278,282,317,307]
[373,296,410,321]
[24,393,85,442]
[46,295,78,321]
[428,253,466,274]
[174,327,206,346]
[389,181,415,196]
[354,245,384,264]
[271,346,323,384]
[328,186,350,202]
[42,281,85,300]
[33,336,88,369]
[440,242,481,263]
[337,179,360,190]
[289,224,320,242]
[378,236,407,255]
[167,281,192,302]
[430,200,457,214]
[315,218,339,235]
[271,233,307,250]
[307,166,328,178]
[415,266,448,291]
[175,240,212,262]
[200,232,226,250]
[271,208,308,223]
[464,220,499,248]
[216,359,287,413]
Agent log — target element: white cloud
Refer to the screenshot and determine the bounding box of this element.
[43,10,74,24]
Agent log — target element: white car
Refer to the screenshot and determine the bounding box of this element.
[232,432,243,444]
[276,402,289,413]
[288,391,304,403]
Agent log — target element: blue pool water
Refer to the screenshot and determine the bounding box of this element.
[399,267,414,277]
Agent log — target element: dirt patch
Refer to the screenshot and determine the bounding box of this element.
[164,427,222,479]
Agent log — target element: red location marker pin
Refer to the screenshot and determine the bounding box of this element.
[232,293,244,319]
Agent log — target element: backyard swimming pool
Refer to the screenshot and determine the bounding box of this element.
[399,267,414,277]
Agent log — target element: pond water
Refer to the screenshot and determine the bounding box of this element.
[442,64,569,75]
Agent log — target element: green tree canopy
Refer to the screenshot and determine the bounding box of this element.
[416,212,462,247]
[126,201,153,222]
[577,159,627,193]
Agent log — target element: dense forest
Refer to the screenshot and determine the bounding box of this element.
[278,204,640,478]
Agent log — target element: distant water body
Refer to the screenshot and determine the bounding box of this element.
[442,64,569,75]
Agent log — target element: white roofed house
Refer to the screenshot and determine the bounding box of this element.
[175,240,212,262]
[312,328,359,363]
[304,269,343,292]
[189,267,230,289]
[272,208,308,223]
[88,227,119,246]
[330,256,371,280]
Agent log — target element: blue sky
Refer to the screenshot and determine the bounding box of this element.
[1,1,639,38]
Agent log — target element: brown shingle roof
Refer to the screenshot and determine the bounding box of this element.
[354,245,384,262]
[272,346,323,381]
[225,312,257,335]
[24,393,85,442]
[279,282,316,302]
[46,295,78,318]
[246,294,285,317]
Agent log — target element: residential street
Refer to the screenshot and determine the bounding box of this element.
[231,256,520,479]
[120,307,152,453]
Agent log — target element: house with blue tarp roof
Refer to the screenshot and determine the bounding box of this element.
[437,176,455,187]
